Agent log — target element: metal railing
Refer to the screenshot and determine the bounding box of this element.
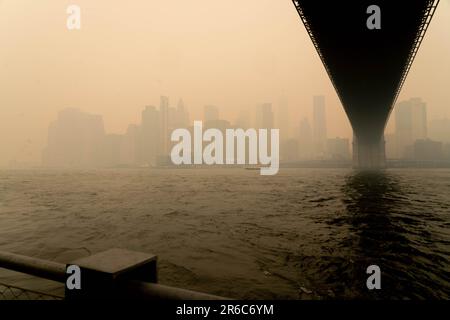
[391,0,440,111]
[0,250,228,300]
[0,282,62,300]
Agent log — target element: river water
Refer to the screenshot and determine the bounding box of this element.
[0,168,449,299]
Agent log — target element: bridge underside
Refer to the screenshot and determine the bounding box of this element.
[293,0,439,168]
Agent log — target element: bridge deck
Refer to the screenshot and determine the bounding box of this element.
[293,0,439,143]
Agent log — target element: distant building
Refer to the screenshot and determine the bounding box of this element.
[281,139,299,162]
[313,95,327,158]
[174,99,190,128]
[140,105,160,165]
[140,98,190,166]
[235,110,251,129]
[429,118,450,143]
[277,96,290,142]
[101,134,122,167]
[384,133,396,159]
[395,98,427,158]
[42,108,105,167]
[327,137,350,160]
[43,98,192,168]
[204,105,220,123]
[256,103,274,129]
[413,139,443,161]
[298,118,313,160]
[121,124,139,165]
[443,143,450,160]
[160,96,170,156]
[203,119,231,131]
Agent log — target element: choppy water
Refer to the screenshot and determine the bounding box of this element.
[0,168,449,299]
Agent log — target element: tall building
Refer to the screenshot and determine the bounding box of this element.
[204,105,219,123]
[277,96,290,142]
[121,124,139,165]
[429,118,450,143]
[395,98,427,158]
[175,99,189,128]
[281,139,299,162]
[140,105,160,165]
[160,96,170,156]
[384,133,396,159]
[327,137,350,160]
[256,103,274,129]
[413,139,443,161]
[298,117,313,160]
[101,134,122,167]
[313,95,327,158]
[42,108,105,166]
[235,109,250,129]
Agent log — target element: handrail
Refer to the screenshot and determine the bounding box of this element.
[117,280,229,300]
[0,250,228,300]
[0,251,66,283]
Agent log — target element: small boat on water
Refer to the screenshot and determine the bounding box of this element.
[244,166,263,171]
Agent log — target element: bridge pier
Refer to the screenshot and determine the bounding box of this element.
[293,0,440,171]
[352,134,386,169]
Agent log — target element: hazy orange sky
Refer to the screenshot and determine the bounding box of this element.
[0,0,449,166]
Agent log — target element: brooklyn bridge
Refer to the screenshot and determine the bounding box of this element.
[292,0,440,168]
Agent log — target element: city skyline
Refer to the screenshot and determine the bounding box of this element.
[0,0,449,303]
[1,0,450,166]
[36,94,450,168]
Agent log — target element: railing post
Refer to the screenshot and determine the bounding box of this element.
[65,248,157,299]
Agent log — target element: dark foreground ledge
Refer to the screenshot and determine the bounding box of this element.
[0,249,228,300]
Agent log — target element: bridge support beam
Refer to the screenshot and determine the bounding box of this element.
[352,134,386,169]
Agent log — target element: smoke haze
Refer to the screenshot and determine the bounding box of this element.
[0,0,449,165]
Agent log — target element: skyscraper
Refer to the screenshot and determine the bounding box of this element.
[281,139,299,162]
[313,95,327,158]
[235,109,250,129]
[175,99,190,128]
[429,118,450,143]
[277,96,290,142]
[256,103,274,129]
[204,105,219,123]
[413,139,443,161]
[160,96,170,156]
[395,98,427,158]
[42,108,105,167]
[384,133,396,159]
[326,137,350,160]
[298,117,313,160]
[140,105,160,165]
[121,124,139,165]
